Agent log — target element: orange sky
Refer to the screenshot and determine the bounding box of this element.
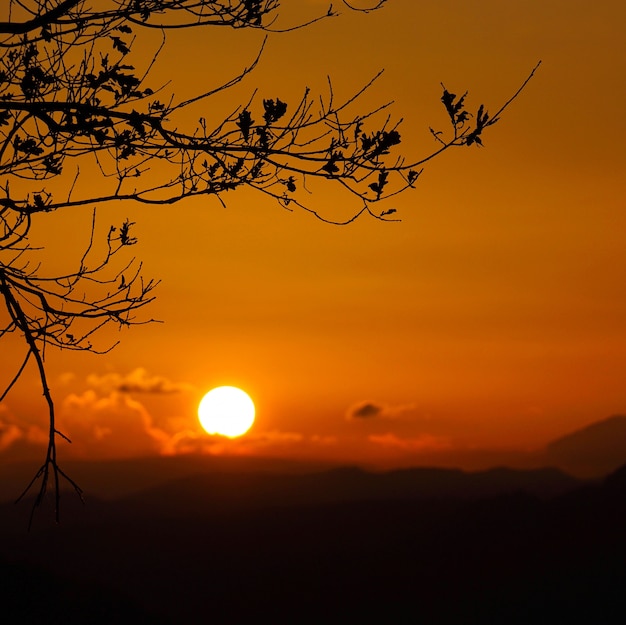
[2,0,626,472]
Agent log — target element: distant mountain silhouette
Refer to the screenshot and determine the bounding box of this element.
[545,414,626,477]
[110,464,581,518]
[0,453,333,504]
[0,462,582,532]
[2,462,625,625]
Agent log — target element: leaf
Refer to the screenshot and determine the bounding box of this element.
[441,86,469,125]
[361,133,375,153]
[119,219,137,246]
[322,160,340,175]
[32,194,46,209]
[321,151,342,175]
[441,88,457,122]
[263,98,287,125]
[362,130,401,159]
[127,110,146,136]
[230,158,244,176]
[255,127,269,149]
[149,100,165,112]
[376,130,401,156]
[14,136,44,156]
[43,154,62,175]
[407,169,419,185]
[92,129,108,145]
[237,109,254,141]
[476,104,489,128]
[368,170,388,199]
[110,36,130,55]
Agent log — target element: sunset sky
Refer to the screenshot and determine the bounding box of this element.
[1,0,625,473]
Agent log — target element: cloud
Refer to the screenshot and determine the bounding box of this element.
[349,402,383,419]
[86,367,194,395]
[57,371,77,386]
[0,405,48,461]
[1,376,329,463]
[0,420,22,452]
[368,432,451,452]
[310,434,338,446]
[142,427,304,458]
[346,400,416,420]
[60,389,172,458]
[57,386,322,461]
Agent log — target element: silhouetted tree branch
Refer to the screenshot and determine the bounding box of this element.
[0,0,539,524]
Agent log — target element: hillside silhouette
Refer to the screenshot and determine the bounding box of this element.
[545,414,626,476]
[1,460,625,625]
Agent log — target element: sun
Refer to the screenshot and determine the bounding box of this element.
[198,386,255,438]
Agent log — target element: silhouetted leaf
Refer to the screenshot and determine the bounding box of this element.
[43,155,63,175]
[237,109,254,141]
[476,104,489,128]
[149,100,165,113]
[255,127,269,149]
[128,111,146,136]
[110,36,130,55]
[441,88,457,121]
[322,152,342,175]
[14,136,43,156]
[119,219,137,245]
[377,130,400,155]
[263,98,287,125]
[407,169,419,184]
[230,158,244,176]
[441,86,469,126]
[368,170,388,199]
[92,129,108,145]
[361,130,401,159]
[32,194,46,209]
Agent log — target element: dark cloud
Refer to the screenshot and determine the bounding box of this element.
[348,401,383,420]
[117,379,178,394]
[87,368,193,395]
[346,399,418,421]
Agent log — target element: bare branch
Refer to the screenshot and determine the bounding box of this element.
[0,0,537,525]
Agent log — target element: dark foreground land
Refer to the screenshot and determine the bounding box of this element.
[1,460,625,625]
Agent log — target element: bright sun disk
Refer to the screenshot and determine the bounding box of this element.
[198,386,255,438]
